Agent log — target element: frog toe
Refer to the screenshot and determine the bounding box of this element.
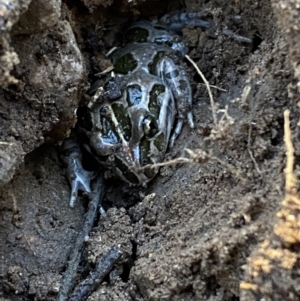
[69,172,92,207]
[170,120,183,147]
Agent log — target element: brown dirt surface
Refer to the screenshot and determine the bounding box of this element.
[0,0,299,300]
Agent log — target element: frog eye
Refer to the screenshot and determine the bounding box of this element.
[143,114,159,138]
[153,25,167,31]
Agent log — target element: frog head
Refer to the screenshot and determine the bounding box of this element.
[87,77,175,185]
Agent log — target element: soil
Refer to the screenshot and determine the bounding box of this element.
[0,0,299,300]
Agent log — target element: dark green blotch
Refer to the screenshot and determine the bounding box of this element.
[148,51,166,75]
[139,138,157,178]
[115,157,139,185]
[114,53,138,74]
[153,131,165,152]
[143,166,156,179]
[149,84,165,118]
[125,27,149,43]
[179,79,188,91]
[139,138,151,166]
[111,103,131,140]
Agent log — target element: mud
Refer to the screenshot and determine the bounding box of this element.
[0,0,299,300]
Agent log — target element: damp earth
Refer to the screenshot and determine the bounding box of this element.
[0,0,300,300]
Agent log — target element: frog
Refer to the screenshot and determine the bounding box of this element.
[62,15,251,207]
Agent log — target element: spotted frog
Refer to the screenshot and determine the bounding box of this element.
[88,22,193,178]
[62,16,251,207]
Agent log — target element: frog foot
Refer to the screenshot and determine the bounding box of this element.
[61,138,93,207]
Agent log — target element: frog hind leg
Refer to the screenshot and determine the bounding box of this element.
[161,12,252,44]
[160,11,212,34]
[61,138,93,207]
[156,57,194,147]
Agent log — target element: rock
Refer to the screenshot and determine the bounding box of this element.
[0,141,23,185]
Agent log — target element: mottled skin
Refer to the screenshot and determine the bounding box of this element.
[83,22,194,186]
[62,15,251,207]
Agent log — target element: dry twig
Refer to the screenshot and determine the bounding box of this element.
[197,82,227,92]
[147,148,246,182]
[186,55,235,140]
[185,54,218,127]
[69,246,121,301]
[247,123,261,174]
[57,176,105,301]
